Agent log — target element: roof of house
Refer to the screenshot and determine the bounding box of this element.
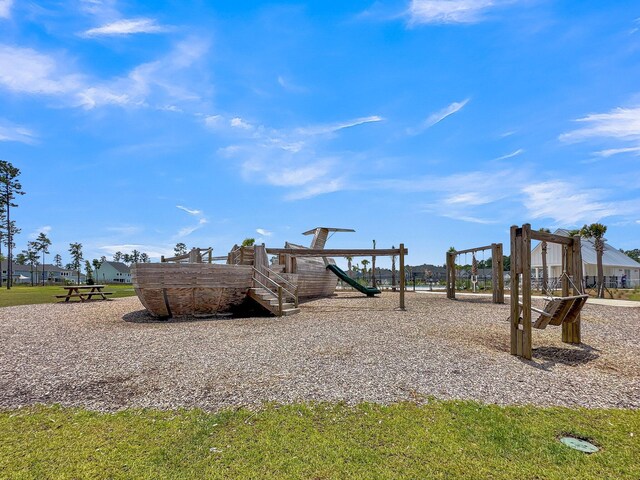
[536,229,640,268]
[101,261,131,274]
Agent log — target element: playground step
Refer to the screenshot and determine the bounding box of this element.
[247,289,300,317]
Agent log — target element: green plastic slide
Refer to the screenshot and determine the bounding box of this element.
[326,264,381,297]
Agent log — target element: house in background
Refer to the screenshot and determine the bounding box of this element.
[531,229,640,288]
[95,261,132,283]
[1,262,85,284]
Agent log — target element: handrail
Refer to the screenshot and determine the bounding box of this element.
[267,269,297,291]
[252,267,296,300]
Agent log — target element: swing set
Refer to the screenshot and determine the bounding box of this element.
[446,243,505,304]
[510,224,588,359]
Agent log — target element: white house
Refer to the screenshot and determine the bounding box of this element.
[95,261,132,284]
[531,229,640,288]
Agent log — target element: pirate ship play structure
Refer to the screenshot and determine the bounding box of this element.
[131,228,408,319]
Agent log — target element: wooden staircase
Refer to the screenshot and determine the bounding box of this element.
[248,244,300,317]
[248,287,300,316]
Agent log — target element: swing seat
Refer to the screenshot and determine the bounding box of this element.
[531,295,589,329]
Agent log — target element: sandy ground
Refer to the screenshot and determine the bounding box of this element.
[0,292,638,411]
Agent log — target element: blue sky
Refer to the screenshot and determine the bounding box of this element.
[1,0,640,267]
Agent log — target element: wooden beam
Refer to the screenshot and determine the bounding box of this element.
[530,229,573,246]
[453,244,495,255]
[265,248,408,257]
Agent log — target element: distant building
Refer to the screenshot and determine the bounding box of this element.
[95,261,132,284]
[531,229,640,288]
[0,262,84,284]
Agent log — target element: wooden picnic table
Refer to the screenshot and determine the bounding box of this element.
[55,285,114,302]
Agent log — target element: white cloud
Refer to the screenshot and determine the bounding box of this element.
[83,18,170,37]
[407,99,469,135]
[594,146,640,157]
[0,38,209,111]
[0,121,37,144]
[230,117,253,130]
[0,0,13,19]
[176,205,207,238]
[106,225,143,236]
[176,205,202,215]
[0,45,83,95]
[214,113,383,200]
[493,148,524,161]
[408,0,515,25]
[256,228,272,236]
[29,226,52,239]
[285,178,347,201]
[203,115,223,128]
[277,75,307,93]
[522,181,619,225]
[560,106,640,143]
[294,115,383,136]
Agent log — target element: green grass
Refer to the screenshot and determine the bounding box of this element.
[1,402,638,479]
[0,284,136,307]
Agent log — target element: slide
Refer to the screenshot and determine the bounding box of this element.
[326,264,381,297]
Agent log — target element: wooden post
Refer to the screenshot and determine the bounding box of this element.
[492,243,505,304]
[278,285,283,317]
[511,225,532,359]
[446,251,456,300]
[399,243,405,310]
[563,236,582,344]
[372,239,377,288]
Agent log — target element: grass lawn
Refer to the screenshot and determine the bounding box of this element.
[1,402,638,479]
[0,284,136,307]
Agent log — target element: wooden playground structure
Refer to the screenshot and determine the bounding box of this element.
[133,228,409,318]
[446,243,505,304]
[510,224,588,359]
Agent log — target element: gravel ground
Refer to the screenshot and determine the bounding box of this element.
[1,292,638,411]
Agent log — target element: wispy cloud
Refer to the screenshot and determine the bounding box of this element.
[29,225,52,239]
[277,75,307,93]
[176,205,207,238]
[408,0,516,25]
[294,115,383,136]
[0,38,210,110]
[407,99,469,135]
[0,0,13,19]
[594,146,640,157]
[493,148,524,161]
[0,45,83,95]
[256,228,272,236]
[214,113,382,200]
[230,117,253,130]
[176,205,202,215]
[83,18,171,37]
[522,181,619,225]
[0,121,37,144]
[106,225,143,236]
[560,106,640,143]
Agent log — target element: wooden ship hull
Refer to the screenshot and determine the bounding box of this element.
[281,242,337,300]
[131,263,253,318]
[131,227,380,319]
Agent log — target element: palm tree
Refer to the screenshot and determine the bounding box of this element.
[539,228,550,293]
[579,223,607,298]
[345,256,353,278]
[361,259,370,283]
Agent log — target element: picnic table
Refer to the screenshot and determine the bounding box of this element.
[55,285,114,302]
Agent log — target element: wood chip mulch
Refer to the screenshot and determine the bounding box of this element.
[1,292,638,411]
